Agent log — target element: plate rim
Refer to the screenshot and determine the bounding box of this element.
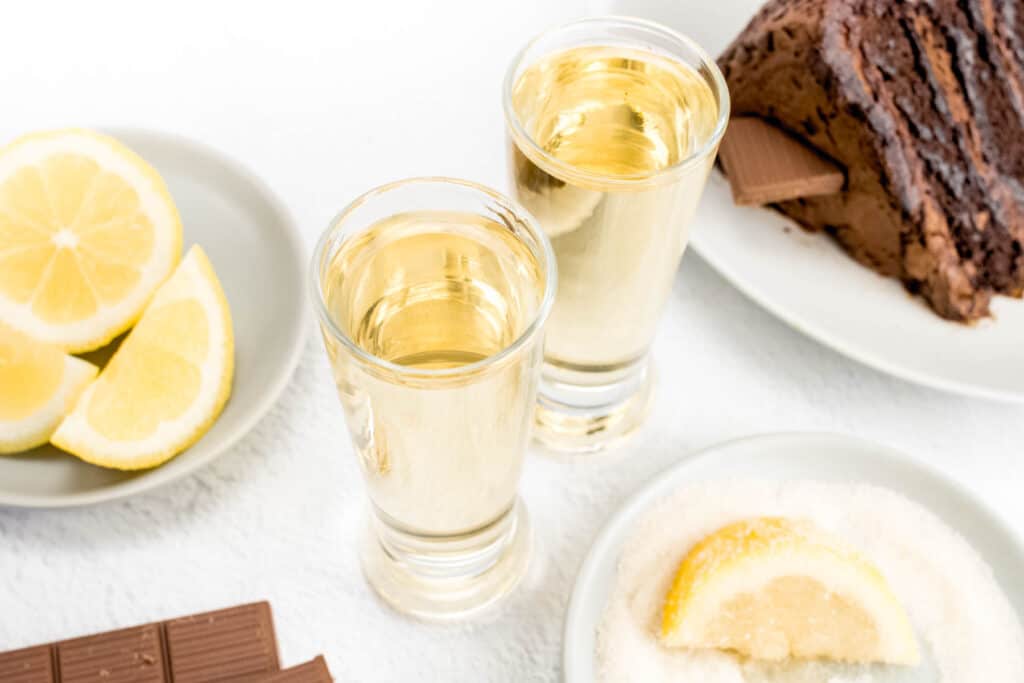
[0,127,309,509]
[562,431,1024,681]
[689,186,1024,404]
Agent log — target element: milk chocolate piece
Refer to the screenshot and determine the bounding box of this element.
[718,116,844,206]
[0,644,55,683]
[254,657,333,683]
[58,624,166,683]
[0,602,279,683]
[166,603,279,682]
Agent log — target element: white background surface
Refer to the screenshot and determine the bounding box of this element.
[1,1,1022,681]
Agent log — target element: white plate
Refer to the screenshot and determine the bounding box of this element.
[610,0,1024,402]
[562,432,1024,681]
[0,129,307,508]
[691,174,1024,402]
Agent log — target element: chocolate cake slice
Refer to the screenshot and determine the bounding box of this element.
[719,0,1024,321]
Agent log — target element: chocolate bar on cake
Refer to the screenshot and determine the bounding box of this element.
[718,0,1024,321]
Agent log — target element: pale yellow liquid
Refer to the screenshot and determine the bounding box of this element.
[320,212,546,535]
[510,45,720,373]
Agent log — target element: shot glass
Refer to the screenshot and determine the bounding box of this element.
[311,178,556,620]
[503,17,730,453]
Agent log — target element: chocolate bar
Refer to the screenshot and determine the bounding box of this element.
[0,602,279,683]
[254,657,332,682]
[718,116,845,206]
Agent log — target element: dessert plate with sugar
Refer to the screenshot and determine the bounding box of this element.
[564,433,1024,682]
[606,0,1024,403]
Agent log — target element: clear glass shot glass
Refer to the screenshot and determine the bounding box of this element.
[311,177,556,620]
[503,17,730,453]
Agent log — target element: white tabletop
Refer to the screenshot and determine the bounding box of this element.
[2,1,1023,680]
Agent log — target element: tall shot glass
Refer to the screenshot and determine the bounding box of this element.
[503,17,730,453]
[311,178,556,620]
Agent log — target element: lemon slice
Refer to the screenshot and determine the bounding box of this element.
[0,129,182,352]
[0,322,97,453]
[661,517,920,665]
[51,245,232,469]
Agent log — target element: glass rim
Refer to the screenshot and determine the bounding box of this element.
[310,176,558,380]
[501,15,731,189]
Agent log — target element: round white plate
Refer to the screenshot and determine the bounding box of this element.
[611,0,1024,402]
[563,432,1024,681]
[691,173,1024,402]
[0,129,307,508]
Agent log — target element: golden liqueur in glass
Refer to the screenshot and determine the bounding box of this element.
[312,178,555,620]
[504,18,729,452]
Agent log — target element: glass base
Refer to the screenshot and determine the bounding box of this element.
[532,356,653,454]
[360,499,532,622]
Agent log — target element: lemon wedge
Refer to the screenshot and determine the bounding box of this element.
[661,517,919,665]
[0,322,97,453]
[0,129,182,352]
[51,245,233,469]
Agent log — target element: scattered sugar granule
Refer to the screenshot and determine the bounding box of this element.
[596,481,1024,682]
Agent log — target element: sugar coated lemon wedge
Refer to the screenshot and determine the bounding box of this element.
[51,245,233,469]
[0,322,97,453]
[661,517,920,665]
[0,129,182,352]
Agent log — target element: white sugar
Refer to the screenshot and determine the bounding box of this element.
[596,481,1024,682]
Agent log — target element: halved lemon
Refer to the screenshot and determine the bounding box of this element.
[0,129,182,352]
[51,245,233,469]
[661,517,920,665]
[0,322,97,453]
